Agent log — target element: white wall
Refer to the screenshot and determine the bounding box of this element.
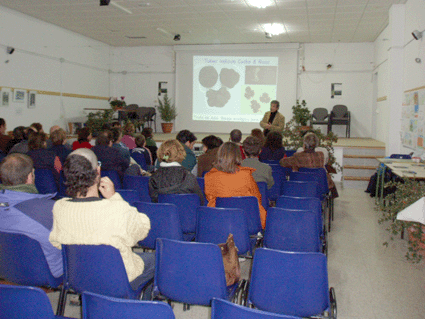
[0,5,111,132]
[299,43,374,138]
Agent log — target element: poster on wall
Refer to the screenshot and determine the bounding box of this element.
[402,88,425,150]
[1,88,11,107]
[28,91,36,109]
[331,83,342,99]
[13,89,25,103]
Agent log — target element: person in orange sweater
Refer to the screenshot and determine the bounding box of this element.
[204,141,267,229]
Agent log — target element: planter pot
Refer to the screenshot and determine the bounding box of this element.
[407,225,425,257]
[161,123,173,133]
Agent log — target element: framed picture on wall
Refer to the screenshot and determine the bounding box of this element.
[1,88,11,107]
[28,91,36,109]
[13,89,26,103]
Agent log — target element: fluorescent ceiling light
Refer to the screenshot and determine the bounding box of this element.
[263,23,284,35]
[246,0,273,9]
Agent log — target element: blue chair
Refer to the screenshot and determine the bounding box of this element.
[135,202,184,249]
[257,181,268,210]
[196,177,208,205]
[247,249,336,318]
[82,291,175,319]
[34,168,58,194]
[281,181,320,199]
[58,170,67,198]
[0,232,64,315]
[260,160,280,165]
[101,169,122,189]
[289,171,319,183]
[131,152,148,170]
[59,244,151,315]
[123,175,151,203]
[216,196,262,237]
[154,238,244,307]
[267,165,291,201]
[263,207,321,253]
[0,284,68,319]
[211,298,301,319]
[390,154,411,159]
[116,189,140,205]
[196,206,251,256]
[158,193,200,236]
[285,150,297,157]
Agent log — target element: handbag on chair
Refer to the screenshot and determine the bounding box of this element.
[218,234,241,286]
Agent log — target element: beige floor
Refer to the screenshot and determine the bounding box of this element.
[49,184,425,318]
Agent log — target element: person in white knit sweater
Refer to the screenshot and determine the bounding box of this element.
[49,148,153,294]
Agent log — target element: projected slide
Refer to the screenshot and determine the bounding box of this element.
[193,55,278,123]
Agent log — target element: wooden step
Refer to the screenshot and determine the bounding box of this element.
[343,155,381,159]
[344,165,377,170]
[343,176,370,181]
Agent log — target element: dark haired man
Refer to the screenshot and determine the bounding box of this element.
[49,148,153,294]
[176,129,197,172]
[229,129,246,160]
[0,118,11,155]
[260,100,285,135]
[0,153,62,279]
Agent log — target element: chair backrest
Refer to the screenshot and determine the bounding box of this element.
[116,189,140,205]
[196,206,251,255]
[281,181,320,199]
[298,167,329,199]
[196,177,208,205]
[260,159,280,165]
[58,170,67,198]
[331,104,348,118]
[211,298,301,319]
[216,196,262,236]
[0,232,62,288]
[263,207,321,252]
[0,284,60,319]
[62,244,137,299]
[312,108,329,121]
[123,175,151,202]
[257,181,268,210]
[34,168,58,194]
[154,238,228,306]
[267,165,291,201]
[131,152,148,170]
[135,202,184,249]
[82,291,175,319]
[101,169,122,189]
[389,154,412,159]
[284,150,296,157]
[125,104,139,110]
[158,193,200,234]
[248,248,330,317]
[289,171,318,183]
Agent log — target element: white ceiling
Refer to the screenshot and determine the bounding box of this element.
[0,0,407,47]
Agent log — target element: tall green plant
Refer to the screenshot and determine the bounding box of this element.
[158,94,177,122]
[292,99,311,126]
[86,109,114,135]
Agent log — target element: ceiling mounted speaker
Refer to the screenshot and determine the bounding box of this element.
[174,34,181,41]
[6,47,14,54]
[100,0,110,6]
[412,30,423,40]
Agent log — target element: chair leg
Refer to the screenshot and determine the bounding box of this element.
[56,286,67,316]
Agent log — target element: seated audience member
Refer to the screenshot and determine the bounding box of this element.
[251,128,266,146]
[112,121,121,128]
[176,130,197,172]
[5,126,25,154]
[259,131,286,162]
[121,123,137,150]
[280,132,338,198]
[49,149,153,292]
[149,139,204,204]
[131,134,152,167]
[8,127,37,154]
[0,118,11,155]
[48,128,71,166]
[111,128,131,162]
[46,125,60,149]
[27,132,61,184]
[197,135,223,177]
[230,129,246,160]
[30,122,44,134]
[141,127,157,164]
[242,136,274,189]
[296,131,329,164]
[91,131,131,177]
[204,142,267,229]
[0,153,62,278]
[72,127,93,150]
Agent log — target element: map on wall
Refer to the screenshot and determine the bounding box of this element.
[402,89,425,149]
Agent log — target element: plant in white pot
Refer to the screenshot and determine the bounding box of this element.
[158,94,177,133]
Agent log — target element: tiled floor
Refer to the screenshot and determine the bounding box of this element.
[48,185,425,318]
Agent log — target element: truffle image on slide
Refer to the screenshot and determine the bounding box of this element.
[259,92,271,104]
[199,66,219,88]
[250,100,261,113]
[244,86,255,100]
[245,66,278,85]
[206,87,231,108]
[219,68,240,89]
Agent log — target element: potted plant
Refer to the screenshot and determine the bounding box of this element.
[86,109,114,136]
[109,96,126,111]
[158,93,177,133]
[292,99,311,130]
[378,178,425,263]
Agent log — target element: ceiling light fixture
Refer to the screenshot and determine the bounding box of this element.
[174,34,181,41]
[412,29,424,40]
[6,47,15,54]
[110,1,132,14]
[247,0,273,9]
[263,23,284,36]
[265,32,272,39]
